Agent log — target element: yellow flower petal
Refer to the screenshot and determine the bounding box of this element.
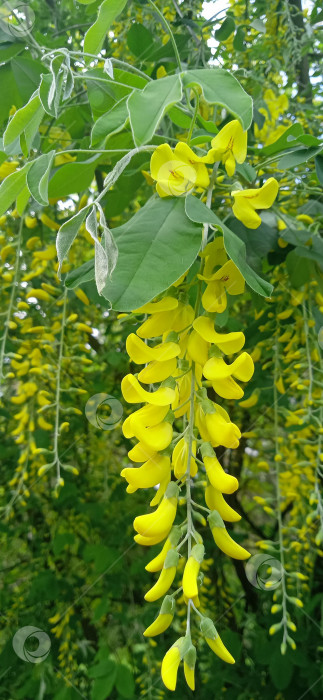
[121,374,175,405]
[205,484,241,521]
[161,646,181,691]
[193,316,245,354]
[231,178,279,229]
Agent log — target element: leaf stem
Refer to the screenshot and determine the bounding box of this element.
[146,0,182,73]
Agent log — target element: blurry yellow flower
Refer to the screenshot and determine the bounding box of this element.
[0,160,19,180]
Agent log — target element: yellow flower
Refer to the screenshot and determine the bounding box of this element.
[201,450,239,493]
[143,595,175,636]
[123,403,173,451]
[126,332,180,364]
[205,484,241,522]
[54,153,76,166]
[133,482,179,539]
[145,527,181,572]
[182,544,204,599]
[201,617,235,664]
[26,289,51,302]
[172,436,197,479]
[239,391,259,408]
[161,642,181,691]
[150,142,210,197]
[200,237,228,276]
[231,178,279,229]
[208,511,250,559]
[134,296,178,314]
[275,376,286,394]
[201,260,245,313]
[121,454,171,491]
[193,316,245,354]
[121,374,176,405]
[40,213,60,231]
[209,120,247,176]
[204,404,241,449]
[0,160,19,181]
[183,645,196,691]
[203,351,254,399]
[144,549,179,602]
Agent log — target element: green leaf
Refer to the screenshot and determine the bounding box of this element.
[3,92,44,152]
[65,259,95,289]
[294,237,323,265]
[0,162,31,216]
[286,250,314,288]
[196,114,219,134]
[279,228,311,247]
[278,145,323,169]
[127,75,182,146]
[0,42,23,64]
[27,151,55,205]
[91,672,116,700]
[168,105,192,129]
[84,0,128,56]
[89,660,116,680]
[48,157,99,198]
[226,216,277,259]
[127,23,155,59]
[101,197,202,311]
[39,73,57,117]
[261,123,304,156]
[16,185,30,215]
[92,598,111,622]
[91,96,129,146]
[269,650,294,690]
[297,133,321,147]
[214,16,235,41]
[250,19,266,33]
[86,204,118,294]
[0,64,22,127]
[56,205,91,277]
[181,68,253,130]
[115,665,135,699]
[85,67,147,118]
[233,26,246,51]
[185,195,273,297]
[83,544,121,573]
[235,162,257,183]
[52,532,75,556]
[11,56,45,104]
[315,154,323,184]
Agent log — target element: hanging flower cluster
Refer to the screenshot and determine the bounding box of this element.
[232,261,323,656]
[120,223,259,690]
[150,119,279,230]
